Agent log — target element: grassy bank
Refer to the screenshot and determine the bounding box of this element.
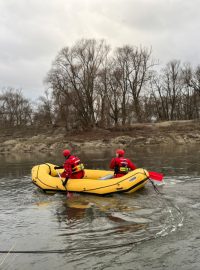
[0,120,199,154]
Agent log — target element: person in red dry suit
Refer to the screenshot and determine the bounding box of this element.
[54,149,85,186]
[109,149,136,178]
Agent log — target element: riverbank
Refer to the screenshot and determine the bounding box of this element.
[0,120,199,154]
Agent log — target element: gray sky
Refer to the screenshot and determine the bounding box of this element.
[0,0,200,99]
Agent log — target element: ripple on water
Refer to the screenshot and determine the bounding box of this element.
[1,193,183,253]
[0,144,200,270]
[40,192,183,252]
[0,177,184,257]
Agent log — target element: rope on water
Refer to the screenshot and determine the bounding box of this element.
[149,179,163,195]
[0,243,16,266]
[0,249,65,254]
[0,237,155,254]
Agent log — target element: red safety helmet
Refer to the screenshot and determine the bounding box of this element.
[63,149,70,157]
[116,149,125,157]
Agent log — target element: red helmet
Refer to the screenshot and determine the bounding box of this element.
[63,149,70,157]
[116,149,125,157]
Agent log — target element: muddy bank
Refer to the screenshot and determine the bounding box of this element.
[0,120,199,154]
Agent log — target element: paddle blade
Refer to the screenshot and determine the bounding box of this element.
[149,171,164,181]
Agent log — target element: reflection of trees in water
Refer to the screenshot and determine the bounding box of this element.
[1,144,199,180]
[0,153,58,178]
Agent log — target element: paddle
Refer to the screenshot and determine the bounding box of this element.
[56,169,73,198]
[148,171,164,181]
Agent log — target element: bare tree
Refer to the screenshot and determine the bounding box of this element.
[46,39,110,129]
[0,88,32,126]
[114,45,154,122]
[45,39,199,127]
[95,66,111,127]
[151,60,183,120]
[33,90,54,125]
[185,66,200,95]
[113,46,131,124]
[182,64,200,118]
[107,66,123,126]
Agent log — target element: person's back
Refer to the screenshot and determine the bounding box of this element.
[110,149,136,178]
[55,149,85,185]
[63,154,84,179]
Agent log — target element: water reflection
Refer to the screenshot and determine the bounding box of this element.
[0,145,199,269]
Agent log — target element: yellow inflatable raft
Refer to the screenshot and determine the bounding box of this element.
[31,163,149,195]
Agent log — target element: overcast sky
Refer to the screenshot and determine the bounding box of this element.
[0,0,200,100]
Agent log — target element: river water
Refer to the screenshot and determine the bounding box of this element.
[0,145,200,270]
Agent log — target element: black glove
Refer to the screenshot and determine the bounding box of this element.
[54,166,63,169]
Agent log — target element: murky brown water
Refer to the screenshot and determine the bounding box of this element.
[0,145,200,269]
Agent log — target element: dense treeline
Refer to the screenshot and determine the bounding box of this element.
[0,39,199,129]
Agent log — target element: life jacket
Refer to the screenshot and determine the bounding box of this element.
[114,157,129,175]
[71,156,84,174]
